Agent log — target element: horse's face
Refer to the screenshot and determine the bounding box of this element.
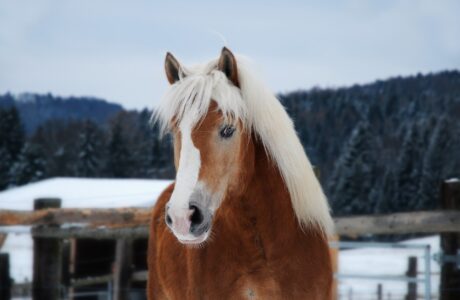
[163,48,251,245]
[168,103,249,244]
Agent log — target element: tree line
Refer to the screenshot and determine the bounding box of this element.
[0,107,174,190]
[1,70,459,219]
[280,70,460,217]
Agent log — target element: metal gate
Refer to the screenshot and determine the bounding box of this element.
[329,241,432,300]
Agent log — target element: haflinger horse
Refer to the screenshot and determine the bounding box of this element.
[148,47,334,300]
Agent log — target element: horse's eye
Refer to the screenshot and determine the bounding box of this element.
[219,125,235,139]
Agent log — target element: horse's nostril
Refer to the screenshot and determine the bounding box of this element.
[189,205,203,226]
[165,214,173,227]
[188,204,210,236]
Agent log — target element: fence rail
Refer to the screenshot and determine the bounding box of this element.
[1,209,460,239]
[334,210,460,235]
[0,207,150,227]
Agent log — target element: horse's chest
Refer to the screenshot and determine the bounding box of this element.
[168,242,279,299]
[236,275,281,300]
[158,223,283,299]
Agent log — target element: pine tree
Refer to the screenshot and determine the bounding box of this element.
[0,146,12,190]
[330,122,375,215]
[0,106,25,161]
[106,122,132,178]
[0,106,26,188]
[134,109,156,178]
[418,117,452,209]
[151,123,174,178]
[138,109,175,179]
[0,109,6,145]
[394,123,424,212]
[375,169,398,213]
[76,121,105,177]
[10,142,47,186]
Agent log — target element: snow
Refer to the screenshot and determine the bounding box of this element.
[0,177,173,284]
[14,93,36,103]
[445,177,459,183]
[0,177,173,210]
[1,232,32,284]
[338,235,440,299]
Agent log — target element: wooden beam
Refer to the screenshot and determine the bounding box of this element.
[0,207,150,227]
[31,226,149,239]
[71,274,113,288]
[70,271,147,288]
[2,208,460,238]
[68,239,76,300]
[0,234,7,248]
[405,256,417,300]
[32,198,63,300]
[113,239,133,300]
[440,179,460,300]
[334,210,460,236]
[132,270,148,282]
[23,210,460,240]
[0,253,11,300]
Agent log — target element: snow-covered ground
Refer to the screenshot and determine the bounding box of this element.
[0,177,173,210]
[0,177,173,283]
[338,235,440,300]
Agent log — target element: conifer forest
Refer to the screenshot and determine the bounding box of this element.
[1,70,459,219]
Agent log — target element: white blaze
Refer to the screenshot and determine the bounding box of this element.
[168,117,201,230]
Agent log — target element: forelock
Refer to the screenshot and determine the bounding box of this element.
[153,61,246,135]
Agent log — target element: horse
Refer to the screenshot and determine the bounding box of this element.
[147,47,334,299]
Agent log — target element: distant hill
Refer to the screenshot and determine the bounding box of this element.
[279,70,460,216]
[1,70,459,221]
[0,93,123,134]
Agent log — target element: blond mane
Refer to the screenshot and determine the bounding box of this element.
[153,56,334,235]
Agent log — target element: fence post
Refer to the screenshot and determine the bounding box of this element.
[405,256,417,300]
[377,283,382,300]
[32,198,62,300]
[68,239,76,300]
[440,179,460,300]
[317,167,339,300]
[113,238,133,300]
[0,253,11,300]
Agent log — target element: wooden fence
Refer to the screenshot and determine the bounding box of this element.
[1,208,460,239]
[0,179,459,300]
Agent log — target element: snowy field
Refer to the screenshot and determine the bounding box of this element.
[0,177,173,283]
[0,178,441,299]
[0,177,173,210]
[3,233,440,299]
[337,235,440,300]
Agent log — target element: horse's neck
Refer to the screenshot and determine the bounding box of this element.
[252,140,298,225]
[223,139,301,246]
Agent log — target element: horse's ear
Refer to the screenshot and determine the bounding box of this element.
[218,47,239,87]
[165,52,182,84]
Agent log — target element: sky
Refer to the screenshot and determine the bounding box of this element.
[0,0,459,110]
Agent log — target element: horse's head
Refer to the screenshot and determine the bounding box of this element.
[157,48,253,245]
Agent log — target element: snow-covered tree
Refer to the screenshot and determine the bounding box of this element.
[394,123,424,211]
[10,142,47,186]
[137,109,174,178]
[0,106,25,161]
[105,121,132,178]
[418,117,452,209]
[375,169,398,213]
[76,121,105,177]
[330,122,376,215]
[0,147,12,190]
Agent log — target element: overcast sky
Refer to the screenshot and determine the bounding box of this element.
[0,0,459,109]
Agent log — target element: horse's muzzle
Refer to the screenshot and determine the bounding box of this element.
[165,201,212,244]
